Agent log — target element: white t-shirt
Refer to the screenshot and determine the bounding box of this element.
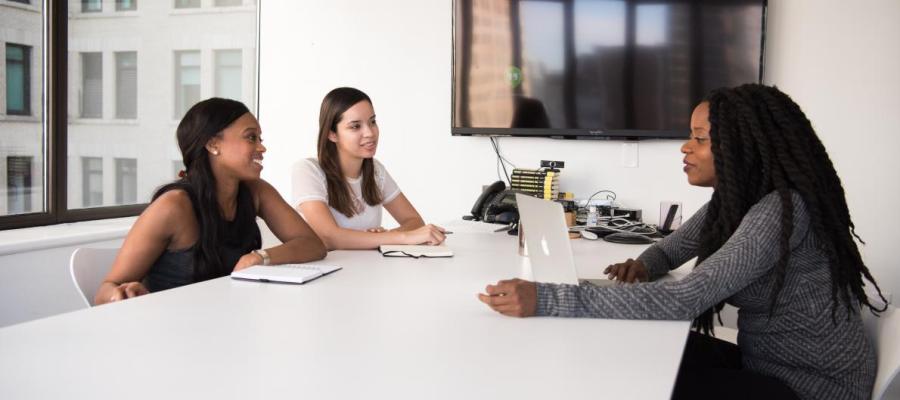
[292,158,402,230]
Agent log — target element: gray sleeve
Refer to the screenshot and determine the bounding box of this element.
[536,192,806,319]
[637,203,708,280]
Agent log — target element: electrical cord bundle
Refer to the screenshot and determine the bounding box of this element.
[489,136,516,185]
[592,217,658,236]
[584,189,616,205]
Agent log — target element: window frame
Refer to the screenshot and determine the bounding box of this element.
[0,1,261,230]
[114,51,137,119]
[114,157,137,204]
[5,43,32,116]
[174,0,201,9]
[80,51,103,119]
[6,156,34,214]
[81,0,102,13]
[115,0,137,12]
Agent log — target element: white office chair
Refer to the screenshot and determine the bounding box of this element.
[69,247,119,307]
[863,297,900,400]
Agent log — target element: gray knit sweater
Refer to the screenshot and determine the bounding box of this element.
[536,192,876,400]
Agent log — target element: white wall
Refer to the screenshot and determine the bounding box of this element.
[764,0,900,297]
[260,0,900,298]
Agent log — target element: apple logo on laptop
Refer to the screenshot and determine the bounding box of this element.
[541,235,551,255]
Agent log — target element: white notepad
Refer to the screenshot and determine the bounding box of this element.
[230,264,342,284]
[379,244,454,258]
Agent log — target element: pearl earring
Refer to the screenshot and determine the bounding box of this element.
[212,150,219,156]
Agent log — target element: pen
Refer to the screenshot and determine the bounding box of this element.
[493,224,512,232]
[444,231,454,235]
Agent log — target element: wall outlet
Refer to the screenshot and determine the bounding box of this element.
[622,142,639,168]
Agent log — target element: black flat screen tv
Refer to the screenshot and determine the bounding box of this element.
[452,0,767,140]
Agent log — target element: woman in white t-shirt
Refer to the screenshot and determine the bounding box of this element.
[292,87,446,250]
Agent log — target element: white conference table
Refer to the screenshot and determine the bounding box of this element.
[0,222,690,399]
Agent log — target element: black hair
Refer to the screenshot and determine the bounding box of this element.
[316,87,382,217]
[153,98,261,282]
[693,84,887,335]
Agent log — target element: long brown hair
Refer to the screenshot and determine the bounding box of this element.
[317,87,383,217]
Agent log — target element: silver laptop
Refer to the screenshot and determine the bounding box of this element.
[516,193,614,286]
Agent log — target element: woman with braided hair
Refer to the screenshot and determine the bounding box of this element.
[478,84,888,400]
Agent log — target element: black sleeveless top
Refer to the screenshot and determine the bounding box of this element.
[143,185,261,292]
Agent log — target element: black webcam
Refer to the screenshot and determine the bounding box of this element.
[540,160,565,169]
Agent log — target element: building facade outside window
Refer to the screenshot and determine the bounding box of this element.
[215,0,242,6]
[6,156,33,214]
[175,0,200,9]
[81,157,103,207]
[172,160,183,179]
[115,158,137,205]
[174,50,200,119]
[5,44,31,115]
[215,49,242,101]
[2,1,256,227]
[81,0,101,13]
[1,3,44,219]
[81,52,103,118]
[115,51,137,119]
[116,0,136,11]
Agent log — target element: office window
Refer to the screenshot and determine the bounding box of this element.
[2,0,259,228]
[82,0,101,12]
[215,50,242,101]
[81,157,103,207]
[1,2,45,223]
[81,52,103,118]
[116,0,137,11]
[172,160,183,179]
[215,0,242,6]
[115,52,137,119]
[174,50,200,119]
[6,157,33,214]
[175,0,200,8]
[115,158,137,205]
[5,44,31,116]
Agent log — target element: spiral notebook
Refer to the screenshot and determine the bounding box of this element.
[230,264,342,284]
[379,244,454,258]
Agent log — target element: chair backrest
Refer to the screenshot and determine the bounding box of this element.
[69,248,119,307]
[863,299,900,400]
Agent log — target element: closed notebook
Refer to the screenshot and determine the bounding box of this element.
[230,264,341,284]
[379,244,454,258]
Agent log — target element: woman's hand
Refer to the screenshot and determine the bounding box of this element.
[604,258,648,283]
[366,226,387,233]
[107,282,150,303]
[477,278,537,317]
[234,252,264,271]
[402,224,446,245]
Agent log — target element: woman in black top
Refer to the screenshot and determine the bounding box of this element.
[95,98,326,304]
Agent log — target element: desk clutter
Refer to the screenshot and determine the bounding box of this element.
[467,160,668,245]
[507,163,662,244]
[510,168,560,200]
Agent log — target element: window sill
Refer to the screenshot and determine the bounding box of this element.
[70,11,142,19]
[0,216,136,256]
[69,118,139,126]
[0,2,41,13]
[0,115,40,123]
[169,6,255,16]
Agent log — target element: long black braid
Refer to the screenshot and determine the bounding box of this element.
[692,84,887,335]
